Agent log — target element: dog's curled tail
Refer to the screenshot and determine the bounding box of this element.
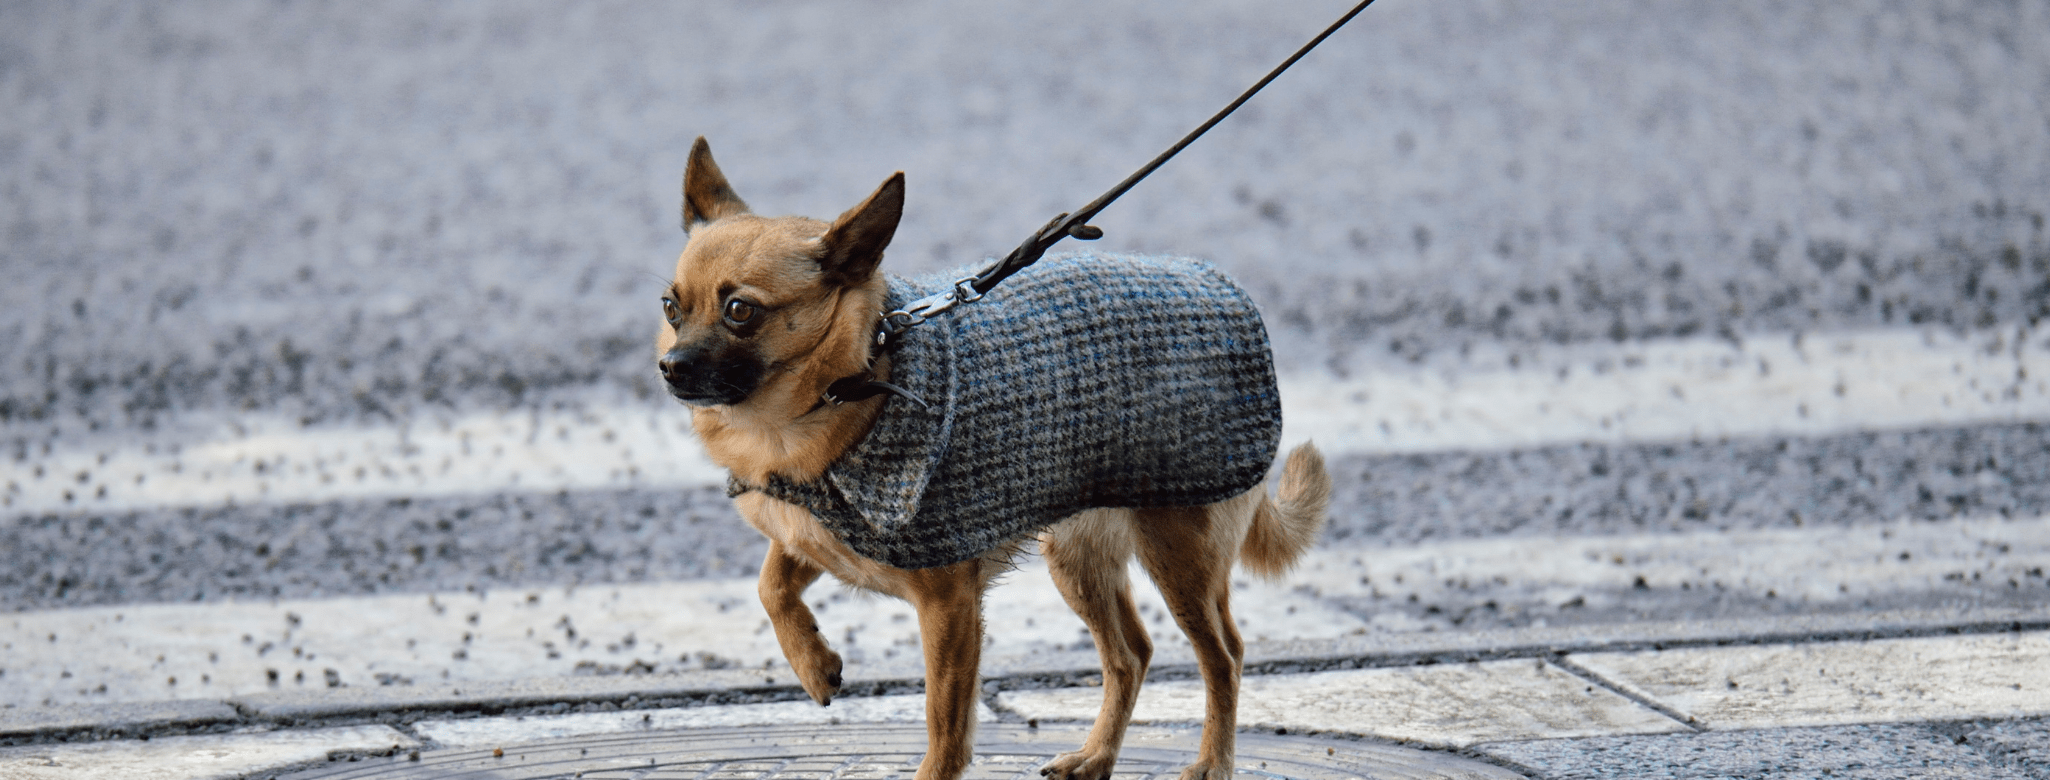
[1240,442,1330,580]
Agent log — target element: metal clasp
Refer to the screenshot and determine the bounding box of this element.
[876,275,987,346]
[952,277,985,305]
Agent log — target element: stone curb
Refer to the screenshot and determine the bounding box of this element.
[5,605,2045,743]
[986,605,2050,683]
[0,699,240,740]
[229,663,932,723]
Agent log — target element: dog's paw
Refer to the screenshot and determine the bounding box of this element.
[795,648,843,705]
[1039,748,1118,780]
[1172,761,1233,780]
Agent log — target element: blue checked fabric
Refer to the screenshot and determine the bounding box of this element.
[728,253,1282,569]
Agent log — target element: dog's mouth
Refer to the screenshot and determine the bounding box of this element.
[659,347,766,408]
[666,386,746,407]
[663,373,756,407]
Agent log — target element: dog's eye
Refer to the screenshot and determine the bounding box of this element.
[660,298,682,327]
[723,299,758,325]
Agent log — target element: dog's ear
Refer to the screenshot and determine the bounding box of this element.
[816,172,904,287]
[681,136,750,234]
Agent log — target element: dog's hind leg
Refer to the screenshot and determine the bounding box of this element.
[903,559,991,780]
[1134,498,1254,780]
[759,541,843,705]
[1038,510,1151,780]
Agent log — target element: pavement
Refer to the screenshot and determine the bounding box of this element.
[3,602,2049,778]
[5,1,2050,779]
[5,499,2049,778]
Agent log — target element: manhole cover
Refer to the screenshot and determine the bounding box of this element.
[283,723,1524,780]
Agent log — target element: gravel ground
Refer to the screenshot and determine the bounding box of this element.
[4,1,2049,599]
[1,484,758,611]
[1478,719,2050,780]
[5,5,2049,774]
[1325,421,2050,545]
[3,0,2046,431]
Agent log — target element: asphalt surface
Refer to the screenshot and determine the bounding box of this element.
[10,422,2050,618]
[4,2,2050,778]
[1479,719,2050,780]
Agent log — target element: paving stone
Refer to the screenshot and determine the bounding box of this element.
[998,659,1686,748]
[279,724,1528,780]
[0,699,238,739]
[0,725,413,780]
[1569,631,2050,729]
[1474,722,2032,780]
[413,695,994,749]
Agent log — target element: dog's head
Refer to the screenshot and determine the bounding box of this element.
[656,137,902,414]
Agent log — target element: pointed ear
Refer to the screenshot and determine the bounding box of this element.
[817,172,904,287]
[681,136,750,233]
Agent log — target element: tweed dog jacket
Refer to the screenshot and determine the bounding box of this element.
[728,253,1282,570]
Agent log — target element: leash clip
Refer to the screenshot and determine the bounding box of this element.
[876,274,989,347]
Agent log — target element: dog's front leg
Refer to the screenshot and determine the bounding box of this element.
[905,560,987,780]
[759,541,843,705]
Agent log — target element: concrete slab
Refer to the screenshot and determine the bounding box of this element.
[1280,325,2050,456]
[997,659,1688,748]
[0,725,413,780]
[7,403,726,516]
[1569,631,2050,729]
[0,699,237,739]
[0,556,1352,708]
[412,695,994,749]
[1286,514,2050,634]
[0,579,793,708]
[985,559,1371,653]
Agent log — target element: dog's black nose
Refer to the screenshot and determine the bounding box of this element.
[658,351,691,385]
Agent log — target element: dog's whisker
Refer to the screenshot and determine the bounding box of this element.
[638,270,676,293]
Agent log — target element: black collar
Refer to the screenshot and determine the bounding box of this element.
[812,330,929,415]
[821,372,926,409]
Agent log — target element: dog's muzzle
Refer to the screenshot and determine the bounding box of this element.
[658,346,762,407]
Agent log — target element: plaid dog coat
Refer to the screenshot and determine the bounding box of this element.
[728,253,1282,569]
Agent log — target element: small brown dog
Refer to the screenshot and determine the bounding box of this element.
[656,137,1329,780]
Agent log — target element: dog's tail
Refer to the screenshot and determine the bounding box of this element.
[1240,442,1330,580]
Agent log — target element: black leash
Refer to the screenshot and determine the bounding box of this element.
[824,0,1378,406]
[874,0,1379,350]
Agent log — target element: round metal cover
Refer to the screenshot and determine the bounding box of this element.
[283,723,1525,780]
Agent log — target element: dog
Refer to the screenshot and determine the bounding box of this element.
[656,136,1329,780]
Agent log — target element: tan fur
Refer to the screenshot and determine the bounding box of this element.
[659,203,894,485]
[1240,443,1331,580]
[660,138,1332,780]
